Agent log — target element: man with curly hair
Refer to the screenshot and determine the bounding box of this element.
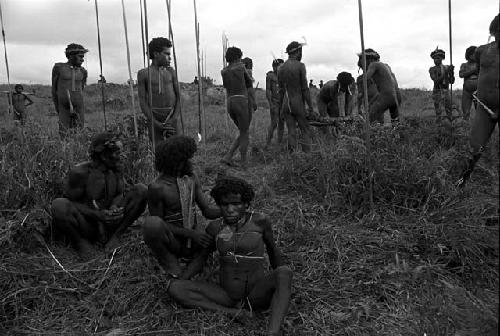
[429,47,455,122]
[458,14,499,187]
[317,72,355,118]
[278,41,315,152]
[265,58,285,149]
[51,132,147,259]
[220,47,257,168]
[358,48,401,124]
[143,135,221,277]
[459,46,479,120]
[51,43,88,137]
[138,37,181,143]
[167,176,293,336]
[11,84,34,125]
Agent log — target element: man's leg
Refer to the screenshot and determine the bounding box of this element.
[295,112,312,153]
[389,103,400,124]
[222,97,249,166]
[51,198,96,258]
[432,89,442,122]
[168,280,243,315]
[265,103,279,148]
[443,89,453,120]
[58,105,72,138]
[246,266,293,336]
[369,97,386,124]
[284,111,297,152]
[143,216,183,276]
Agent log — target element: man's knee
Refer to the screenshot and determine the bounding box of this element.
[143,215,164,235]
[51,198,73,219]
[129,183,148,202]
[275,265,293,282]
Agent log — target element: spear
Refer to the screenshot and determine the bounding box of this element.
[93,0,107,130]
[143,0,156,151]
[193,0,206,143]
[0,0,13,117]
[121,0,138,137]
[448,0,454,114]
[357,0,374,213]
[165,0,185,134]
[139,0,146,68]
[222,32,229,128]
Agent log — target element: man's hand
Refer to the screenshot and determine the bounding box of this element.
[191,231,212,248]
[97,207,124,226]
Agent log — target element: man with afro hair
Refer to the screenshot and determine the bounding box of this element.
[265,58,285,149]
[358,48,401,124]
[429,47,455,122]
[51,43,88,137]
[137,37,181,143]
[143,135,221,277]
[220,47,257,168]
[51,132,147,259]
[459,46,479,120]
[317,72,355,119]
[167,175,293,336]
[458,14,499,187]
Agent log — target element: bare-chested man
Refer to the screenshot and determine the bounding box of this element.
[359,49,401,124]
[265,58,285,149]
[51,133,147,258]
[138,37,181,143]
[220,47,257,168]
[51,43,88,137]
[278,41,315,152]
[458,14,499,187]
[168,176,292,336]
[429,48,455,122]
[11,84,33,125]
[143,135,221,277]
[317,72,355,118]
[459,46,479,120]
[356,74,378,116]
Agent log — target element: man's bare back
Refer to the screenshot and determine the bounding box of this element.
[221,62,252,97]
[475,42,499,109]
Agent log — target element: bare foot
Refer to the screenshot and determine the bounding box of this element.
[104,235,121,253]
[76,239,95,260]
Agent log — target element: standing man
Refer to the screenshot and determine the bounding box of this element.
[278,41,315,152]
[459,46,479,120]
[220,47,256,169]
[11,84,34,125]
[429,47,455,122]
[359,49,401,124]
[51,132,147,258]
[317,72,355,118]
[458,14,499,187]
[51,43,88,137]
[265,58,285,149]
[138,37,181,143]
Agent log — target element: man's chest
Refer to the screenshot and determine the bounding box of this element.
[85,170,123,201]
[149,69,174,92]
[59,66,85,82]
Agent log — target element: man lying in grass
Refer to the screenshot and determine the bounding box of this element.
[167,176,292,336]
[143,135,221,278]
[51,132,147,259]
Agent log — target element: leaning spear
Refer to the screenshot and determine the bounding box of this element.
[0,0,13,117]
[93,0,107,130]
[193,0,206,143]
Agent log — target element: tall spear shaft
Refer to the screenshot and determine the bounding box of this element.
[139,0,146,68]
[357,0,374,213]
[94,0,107,130]
[165,0,185,134]
[448,0,454,110]
[120,0,138,137]
[193,0,206,142]
[143,0,156,152]
[0,0,12,117]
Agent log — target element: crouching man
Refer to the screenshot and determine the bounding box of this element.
[168,176,293,336]
[51,132,147,258]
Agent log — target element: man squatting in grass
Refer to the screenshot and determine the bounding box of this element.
[142,135,221,278]
[220,47,257,168]
[51,43,88,137]
[458,14,499,187]
[429,47,455,122]
[459,45,479,121]
[138,37,181,143]
[317,72,355,119]
[51,133,147,258]
[11,84,34,125]
[358,48,402,124]
[167,176,293,336]
[278,41,315,152]
[265,58,285,149]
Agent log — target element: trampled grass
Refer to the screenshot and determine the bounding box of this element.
[0,84,498,335]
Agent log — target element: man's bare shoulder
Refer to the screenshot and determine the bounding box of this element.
[206,219,222,236]
[252,212,271,230]
[137,67,149,79]
[68,162,92,179]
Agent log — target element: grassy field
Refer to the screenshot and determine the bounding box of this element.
[0,83,498,336]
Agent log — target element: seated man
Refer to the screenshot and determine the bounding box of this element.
[317,72,355,118]
[51,132,147,258]
[168,176,293,336]
[143,135,221,277]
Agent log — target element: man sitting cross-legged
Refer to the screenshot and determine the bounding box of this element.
[142,135,221,278]
[51,132,148,259]
[168,176,293,336]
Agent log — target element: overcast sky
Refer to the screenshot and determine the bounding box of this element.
[1,0,498,89]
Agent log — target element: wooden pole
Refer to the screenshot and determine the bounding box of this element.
[94,0,108,130]
[144,0,156,153]
[222,32,229,128]
[166,0,185,135]
[0,0,12,117]
[357,0,374,213]
[139,0,146,68]
[121,0,138,137]
[448,0,454,112]
[193,0,206,143]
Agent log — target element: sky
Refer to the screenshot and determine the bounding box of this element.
[0,0,498,90]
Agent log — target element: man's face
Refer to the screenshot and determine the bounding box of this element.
[296,49,303,61]
[155,47,172,67]
[100,141,123,170]
[15,87,22,93]
[434,58,442,66]
[219,193,248,226]
[69,53,85,67]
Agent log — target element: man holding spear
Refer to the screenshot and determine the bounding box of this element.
[138,37,181,142]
